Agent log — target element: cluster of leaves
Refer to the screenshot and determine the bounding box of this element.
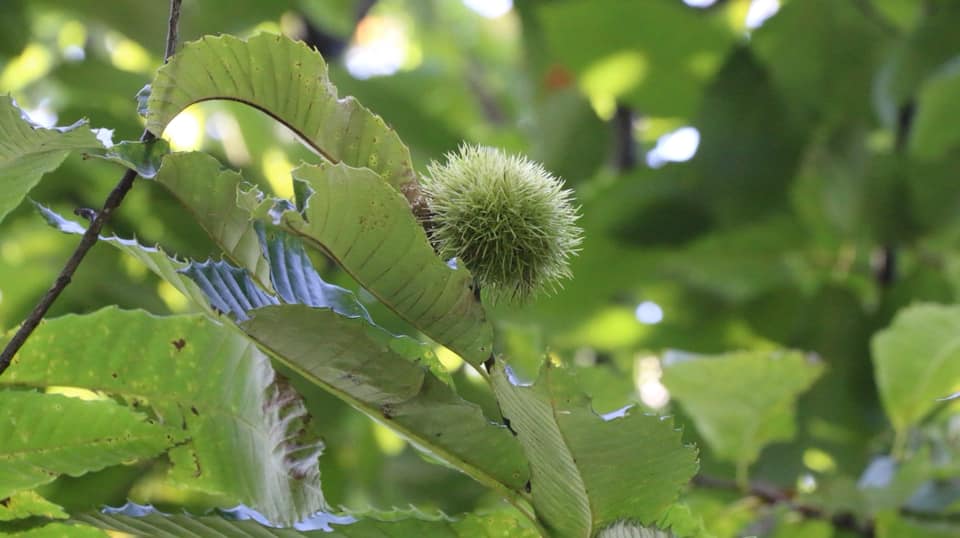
[1,1,959,537]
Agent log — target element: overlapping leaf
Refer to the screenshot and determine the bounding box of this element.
[0,391,176,499]
[39,208,527,497]
[152,152,272,289]
[76,507,538,537]
[241,305,528,495]
[0,96,102,223]
[144,33,420,205]
[490,361,698,538]
[661,350,823,476]
[0,308,326,525]
[872,304,960,432]
[248,162,493,368]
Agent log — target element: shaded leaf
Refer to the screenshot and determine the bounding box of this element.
[151,152,272,290]
[0,308,326,525]
[0,96,102,223]
[144,33,420,204]
[661,350,823,475]
[871,304,960,432]
[0,391,177,499]
[909,59,960,160]
[490,361,698,537]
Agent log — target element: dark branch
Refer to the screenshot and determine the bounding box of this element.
[0,0,184,376]
[612,104,637,172]
[692,474,875,537]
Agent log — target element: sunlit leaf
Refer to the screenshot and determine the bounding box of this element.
[0,490,68,521]
[661,350,823,476]
[0,308,326,525]
[872,304,960,432]
[0,391,177,499]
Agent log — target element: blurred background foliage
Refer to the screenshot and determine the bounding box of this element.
[2,0,960,535]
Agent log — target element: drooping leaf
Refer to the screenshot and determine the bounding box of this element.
[0,308,326,525]
[490,361,698,538]
[0,391,177,499]
[151,152,272,290]
[34,204,221,318]
[248,161,493,368]
[660,350,823,476]
[76,506,539,537]
[0,490,68,522]
[241,305,528,495]
[39,207,527,497]
[871,304,960,433]
[144,33,421,205]
[0,96,102,223]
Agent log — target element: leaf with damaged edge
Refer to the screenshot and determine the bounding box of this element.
[490,361,698,538]
[76,506,538,537]
[0,95,102,223]
[248,161,493,368]
[144,33,421,205]
[0,308,326,525]
[241,305,528,494]
[0,391,177,499]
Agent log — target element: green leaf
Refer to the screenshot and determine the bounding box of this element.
[598,522,674,538]
[0,96,102,223]
[34,204,224,319]
[534,0,733,117]
[0,522,107,537]
[251,161,493,368]
[875,510,960,538]
[752,0,888,121]
[871,304,960,433]
[39,209,526,502]
[0,491,68,522]
[240,305,528,495]
[909,60,960,160]
[76,508,539,537]
[0,391,177,499]
[151,152,272,290]
[89,139,171,179]
[660,350,823,476]
[144,33,420,204]
[490,361,698,538]
[0,308,326,525]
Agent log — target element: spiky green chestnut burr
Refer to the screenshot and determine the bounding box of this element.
[422,144,582,304]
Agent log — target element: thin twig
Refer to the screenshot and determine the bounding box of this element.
[0,0,183,376]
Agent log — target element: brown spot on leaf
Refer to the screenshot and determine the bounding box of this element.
[172,338,186,351]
